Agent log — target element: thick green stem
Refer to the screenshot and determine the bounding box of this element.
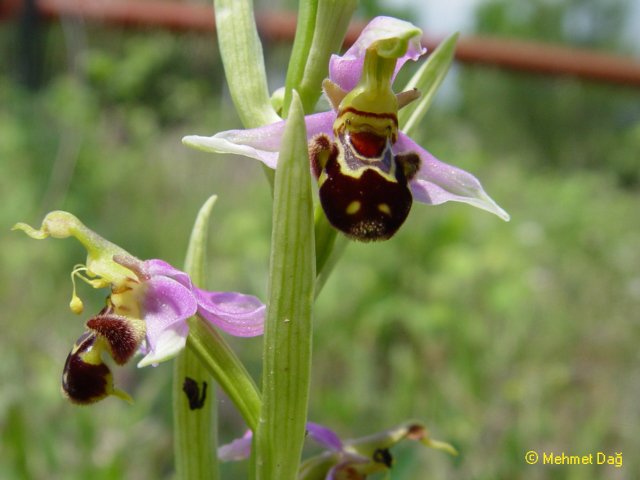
[283,0,357,115]
[173,195,219,480]
[255,92,315,480]
[173,350,217,479]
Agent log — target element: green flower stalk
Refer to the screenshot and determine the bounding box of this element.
[283,0,357,115]
[255,91,316,480]
[173,195,219,480]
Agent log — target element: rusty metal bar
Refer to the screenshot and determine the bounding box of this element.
[2,0,640,87]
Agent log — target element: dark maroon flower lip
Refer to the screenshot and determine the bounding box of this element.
[62,331,114,405]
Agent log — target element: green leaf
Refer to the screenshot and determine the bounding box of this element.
[182,195,218,287]
[255,91,315,480]
[398,33,459,136]
[173,195,219,480]
[213,0,280,128]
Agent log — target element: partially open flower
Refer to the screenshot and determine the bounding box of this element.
[218,420,456,479]
[13,211,265,404]
[184,16,509,241]
[302,421,457,479]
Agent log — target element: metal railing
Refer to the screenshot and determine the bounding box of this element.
[3,0,640,87]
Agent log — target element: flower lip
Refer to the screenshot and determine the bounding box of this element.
[86,309,145,365]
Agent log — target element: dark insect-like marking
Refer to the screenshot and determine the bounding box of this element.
[373,448,393,468]
[182,377,208,410]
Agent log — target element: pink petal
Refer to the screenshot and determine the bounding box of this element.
[395,133,510,221]
[182,112,335,169]
[137,323,188,367]
[329,16,426,91]
[307,422,343,452]
[194,288,265,337]
[143,259,192,289]
[218,430,253,462]
[143,275,198,353]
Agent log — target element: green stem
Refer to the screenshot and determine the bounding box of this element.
[283,0,318,115]
[173,350,217,479]
[314,214,348,298]
[255,92,315,480]
[314,205,337,276]
[283,0,357,115]
[186,316,262,430]
[313,206,349,298]
[173,195,219,480]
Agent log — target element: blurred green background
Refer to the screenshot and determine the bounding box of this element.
[1,0,639,479]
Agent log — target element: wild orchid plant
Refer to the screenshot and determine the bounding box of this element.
[14,1,508,479]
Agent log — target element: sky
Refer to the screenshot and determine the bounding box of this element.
[382,0,640,53]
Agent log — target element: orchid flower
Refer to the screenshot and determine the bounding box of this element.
[184,16,509,241]
[13,211,265,404]
[218,421,456,479]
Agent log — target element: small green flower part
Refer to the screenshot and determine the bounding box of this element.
[14,211,134,303]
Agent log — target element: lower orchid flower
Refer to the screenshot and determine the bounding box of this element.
[184,16,509,241]
[218,421,456,480]
[13,211,265,404]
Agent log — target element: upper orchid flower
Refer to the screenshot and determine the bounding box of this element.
[184,16,509,241]
[218,421,456,479]
[13,211,265,404]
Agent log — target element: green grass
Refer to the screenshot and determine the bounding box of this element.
[1,26,639,479]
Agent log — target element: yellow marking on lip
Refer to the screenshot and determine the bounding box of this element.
[346,201,362,215]
[378,203,392,216]
[334,141,398,182]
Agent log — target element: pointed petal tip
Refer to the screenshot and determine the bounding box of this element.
[421,437,459,456]
[498,208,511,222]
[182,132,279,169]
[479,192,511,222]
[112,387,134,404]
[137,330,186,368]
[11,222,48,239]
[182,135,211,151]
